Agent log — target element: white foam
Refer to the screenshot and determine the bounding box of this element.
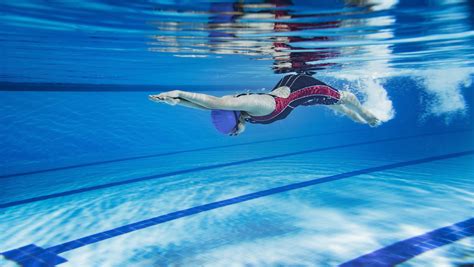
[332,66,472,123]
[331,75,395,123]
[357,78,395,122]
[329,0,397,124]
[419,67,471,119]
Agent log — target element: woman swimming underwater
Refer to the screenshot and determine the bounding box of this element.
[149,74,380,136]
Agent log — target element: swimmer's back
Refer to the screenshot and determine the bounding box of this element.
[273,73,336,93]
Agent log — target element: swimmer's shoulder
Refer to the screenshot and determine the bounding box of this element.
[269,86,290,98]
[231,86,290,99]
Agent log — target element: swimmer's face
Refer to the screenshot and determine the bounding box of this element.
[229,113,246,136]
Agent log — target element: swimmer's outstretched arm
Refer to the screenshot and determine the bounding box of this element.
[150,90,274,116]
[177,90,252,110]
[177,99,210,110]
[149,95,210,111]
[150,90,233,109]
[149,92,248,136]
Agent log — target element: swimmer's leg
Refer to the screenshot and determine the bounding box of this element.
[327,105,367,124]
[338,91,380,127]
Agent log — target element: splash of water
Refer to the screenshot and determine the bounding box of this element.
[357,78,395,123]
[333,75,395,123]
[420,68,471,120]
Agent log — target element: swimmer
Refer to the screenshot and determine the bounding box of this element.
[149,73,381,136]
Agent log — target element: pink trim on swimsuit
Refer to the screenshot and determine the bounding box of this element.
[249,85,340,123]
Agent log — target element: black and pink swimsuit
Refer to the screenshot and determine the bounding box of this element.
[245,74,341,124]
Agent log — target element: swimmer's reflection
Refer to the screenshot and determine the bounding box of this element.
[268,0,341,74]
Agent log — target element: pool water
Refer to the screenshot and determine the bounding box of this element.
[1,0,473,266]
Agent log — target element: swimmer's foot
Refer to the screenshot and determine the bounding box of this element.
[356,107,381,127]
[368,117,381,127]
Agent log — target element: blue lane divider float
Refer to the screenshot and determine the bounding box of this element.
[2,150,473,267]
[1,130,470,210]
[340,218,474,267]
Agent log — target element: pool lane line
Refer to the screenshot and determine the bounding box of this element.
[1,150,473,267]
[0,129,369,179]
[0,129,472,210]
[340,217,474,267]
[2,128,471,180]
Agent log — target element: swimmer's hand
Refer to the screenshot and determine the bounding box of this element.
[149,94,180,106]
[151,90,181,99]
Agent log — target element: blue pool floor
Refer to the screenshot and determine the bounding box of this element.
[1,127,473,266]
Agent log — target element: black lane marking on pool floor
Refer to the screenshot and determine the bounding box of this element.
[0,132,470,209]
[2,150,473,267]
[340,217,474,267]
[0,129,369,179]
[0,130,471,210]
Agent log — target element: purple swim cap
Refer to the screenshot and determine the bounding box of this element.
[211,110,241,134]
